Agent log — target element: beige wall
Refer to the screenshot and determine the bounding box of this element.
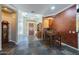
[2,11,17,44]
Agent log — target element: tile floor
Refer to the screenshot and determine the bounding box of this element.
[0,35,79,55]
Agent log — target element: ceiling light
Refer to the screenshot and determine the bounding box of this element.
[51,6,55,10]
[3,7,14,13]
[22,12,28,16]
[4,7,8,10]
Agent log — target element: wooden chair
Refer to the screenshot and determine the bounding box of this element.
[53,32,62,47]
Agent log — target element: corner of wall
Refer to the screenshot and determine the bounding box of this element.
[0,5,2,51]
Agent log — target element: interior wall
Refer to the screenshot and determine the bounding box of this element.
[0,5,2,50]
[17,10,24,38]
[54,5,77,48]
[43,17,54,29]
[76,10,79,49]
[54,5,76,32]
[2,11,17,43]
[43,19,49,28]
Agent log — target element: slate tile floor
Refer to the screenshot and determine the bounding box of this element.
[0,35,79,55]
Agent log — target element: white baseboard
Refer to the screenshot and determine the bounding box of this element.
[61,43,79,51]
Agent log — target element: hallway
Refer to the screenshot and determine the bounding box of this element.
[0,0,79,59]
[0,4,79,55]
[4,36,79,55]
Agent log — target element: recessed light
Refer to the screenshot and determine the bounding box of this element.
[22,12,28,16]
[3,7,8,11]
[51,6,55,10]
[4,7,7,10]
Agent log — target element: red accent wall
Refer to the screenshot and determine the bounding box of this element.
[54,5,78,48]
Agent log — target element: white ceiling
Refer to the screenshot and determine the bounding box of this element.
[12,4,72,16]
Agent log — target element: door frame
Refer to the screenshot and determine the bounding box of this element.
[26,20,36,36]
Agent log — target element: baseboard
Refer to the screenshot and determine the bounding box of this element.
[61,43,79,51]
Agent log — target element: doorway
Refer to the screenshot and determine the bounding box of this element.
[28,23,35,36]
[26,20,36,37]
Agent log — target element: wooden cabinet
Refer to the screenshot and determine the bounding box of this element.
[2,20,9,48]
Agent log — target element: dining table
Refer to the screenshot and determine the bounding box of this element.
[43,29,62,47]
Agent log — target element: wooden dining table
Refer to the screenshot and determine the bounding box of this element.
[43,30,62,47]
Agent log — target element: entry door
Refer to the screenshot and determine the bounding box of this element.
[28,23,35,36]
